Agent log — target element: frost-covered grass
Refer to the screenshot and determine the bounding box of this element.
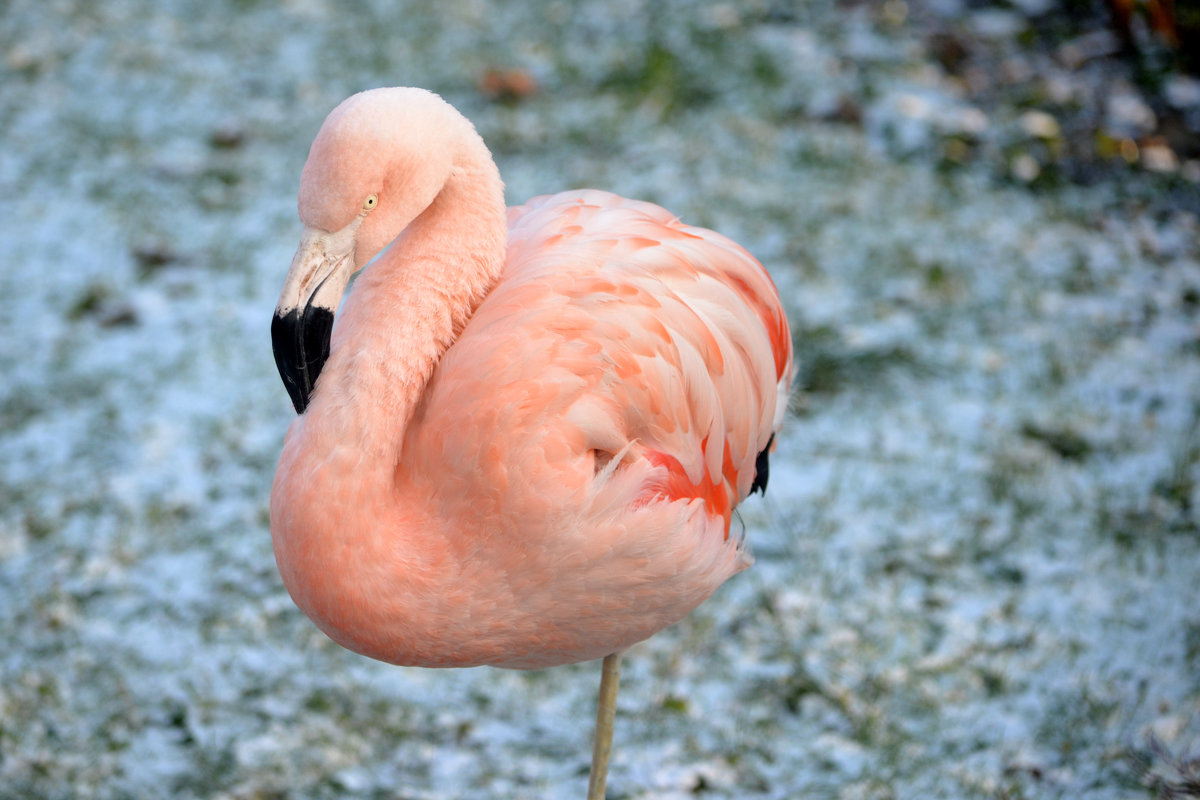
[2,1,1199,799]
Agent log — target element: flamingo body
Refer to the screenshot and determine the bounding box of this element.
[270,88,792,670]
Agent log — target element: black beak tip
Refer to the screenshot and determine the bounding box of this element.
[272,307,335,415]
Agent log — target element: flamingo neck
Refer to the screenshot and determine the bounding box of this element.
[309,153,507,460]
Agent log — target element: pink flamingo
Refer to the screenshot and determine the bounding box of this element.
[270,87,793,798]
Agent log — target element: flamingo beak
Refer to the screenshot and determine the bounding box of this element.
[272,226,355,414]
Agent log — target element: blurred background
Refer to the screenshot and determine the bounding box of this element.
[1,0,1198,798]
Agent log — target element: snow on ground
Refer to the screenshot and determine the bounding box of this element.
[1,1,1198,798]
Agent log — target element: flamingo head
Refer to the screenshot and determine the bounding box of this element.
[271,88,460,414]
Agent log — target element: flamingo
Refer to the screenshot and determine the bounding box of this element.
[270,87,793,798]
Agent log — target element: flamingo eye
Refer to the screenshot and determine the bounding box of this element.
[363,194,378,211]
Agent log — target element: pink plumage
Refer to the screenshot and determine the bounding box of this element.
[269,88,792,672]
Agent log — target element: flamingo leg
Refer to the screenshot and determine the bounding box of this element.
[586,651,624,800]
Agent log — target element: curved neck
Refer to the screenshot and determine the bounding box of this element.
[306,147,507,461]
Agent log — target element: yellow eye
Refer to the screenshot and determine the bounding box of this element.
[363,194,378,211]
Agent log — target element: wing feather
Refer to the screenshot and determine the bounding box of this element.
[420,190,793,533]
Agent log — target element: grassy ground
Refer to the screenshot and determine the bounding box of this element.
[1,1,1198,798]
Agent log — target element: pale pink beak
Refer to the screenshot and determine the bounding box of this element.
[271,226,356,413]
